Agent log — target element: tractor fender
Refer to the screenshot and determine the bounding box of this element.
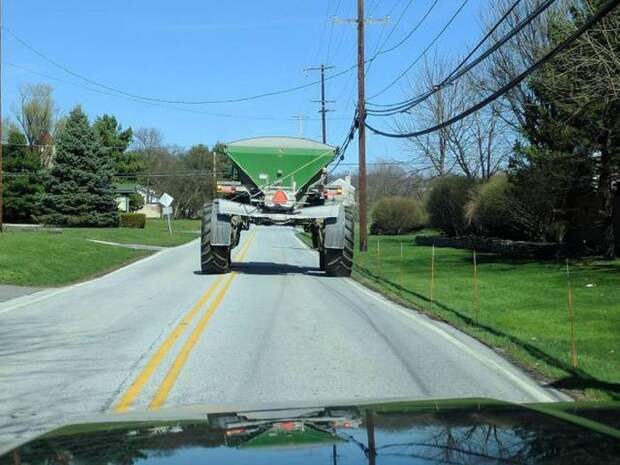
[324,203,346,250]
[210,199,232,246]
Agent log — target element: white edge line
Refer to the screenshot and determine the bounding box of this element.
[294,228,556,403]
[345,278,557,403]
[0,238,199,316]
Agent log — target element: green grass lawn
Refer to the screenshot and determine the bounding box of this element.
[0,219,200,287]
[300,229,620,400]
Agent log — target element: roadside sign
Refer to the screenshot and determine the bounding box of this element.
[159,192,174,207]
[159,194,174,235]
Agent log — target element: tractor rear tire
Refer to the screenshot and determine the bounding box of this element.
[324,206,354,277]
[201,204,231,274]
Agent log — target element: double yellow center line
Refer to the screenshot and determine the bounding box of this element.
[114,231,256,413]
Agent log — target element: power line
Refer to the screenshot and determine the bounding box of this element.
[2,141,206,151]
[327,110,358,174]
[4,60,352,122]
[365,0,410,74]
[4,4,440,111]
[4,171,229,178]
[4,26,358,105]
[367,0,470,100]
[5,160,417,178]
[329,0,435,110]
[372,0,438,60]
[326,0,345,62]
[365,0,620,138]
[367,0,553,115]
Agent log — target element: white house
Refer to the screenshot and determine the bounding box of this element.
[114,184,162,218]
[326,175,356,206]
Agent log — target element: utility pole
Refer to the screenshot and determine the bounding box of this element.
[334,4,387,252]
[357,0,367,252]
[305,64,335,144]
[291,114,308,138]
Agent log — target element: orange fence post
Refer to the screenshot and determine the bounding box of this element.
[429,244,435,307]
[473,249,480,322]
[376,238,381,279]
[566,259,578,369]
[400,242,404,290]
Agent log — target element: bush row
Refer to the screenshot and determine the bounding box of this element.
[370,173,565,242]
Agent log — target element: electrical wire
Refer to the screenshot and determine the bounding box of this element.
[367,0,470,100]
[4,171,230,178]
[365,0,620,138]
[365,0,411,75]
[367,0,553,115]
[4,26,358,105]
[4,0,438,110]
[327,110,358,174]
[2,141,223,152]
[326,0,345,62]
[4,61,351,122]
[372,0,438,59]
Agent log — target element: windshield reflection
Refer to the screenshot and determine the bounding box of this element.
[3,403,619,465]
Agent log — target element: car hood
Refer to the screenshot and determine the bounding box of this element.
[1,398,619,465]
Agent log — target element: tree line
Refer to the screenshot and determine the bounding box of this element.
[361,0,619,259]
[3,84,230,226]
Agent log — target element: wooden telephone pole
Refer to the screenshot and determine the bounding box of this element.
[305,64,335,144]
[334,2,387,252]
[357,0,367,252]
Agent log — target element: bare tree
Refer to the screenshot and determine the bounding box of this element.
[132,127,168,203]
[345,160,427,206]
[477,0,569,129]
[133,127,164,151]
[12,83,58,166]
[402,55,510,179]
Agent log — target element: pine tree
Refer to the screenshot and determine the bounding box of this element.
[516,0,620,257]
[3,128,43,223]
[39,106,119,227]
[93,114,140,177]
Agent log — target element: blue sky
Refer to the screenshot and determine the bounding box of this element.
[3,0,487,166]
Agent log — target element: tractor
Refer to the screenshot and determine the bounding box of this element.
[201,136,354,276]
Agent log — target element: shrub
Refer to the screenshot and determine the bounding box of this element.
[371,196,428,235]
[128,193,145,212]
[120,213,146,228]
[465,174,514,238]
[426,175,476,236]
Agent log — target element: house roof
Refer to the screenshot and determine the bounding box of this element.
[113,183,137,195]
[328,178,356,191]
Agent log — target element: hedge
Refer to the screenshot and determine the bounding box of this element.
[120,213,146,229]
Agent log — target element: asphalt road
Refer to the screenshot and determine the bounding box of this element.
[0,226,563,445]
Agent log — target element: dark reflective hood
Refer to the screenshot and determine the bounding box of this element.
[2,398,619,465]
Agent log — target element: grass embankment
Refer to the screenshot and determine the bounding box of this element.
[300,230,620,400]
[0,219,200,287]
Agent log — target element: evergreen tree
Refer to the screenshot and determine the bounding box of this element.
[3,128,43,223]
[93,114,141,177]
[39,106,119,227]
[514,0,620,257]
